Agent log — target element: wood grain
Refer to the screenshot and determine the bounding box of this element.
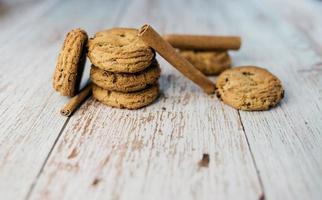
[210,0,322,199]
[0,0,127,199]
[266,0,322,54]
[28,0,262,200]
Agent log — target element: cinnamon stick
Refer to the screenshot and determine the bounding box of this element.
[138,25,215,94]
[163,34,241,50]
[60,83,92,116]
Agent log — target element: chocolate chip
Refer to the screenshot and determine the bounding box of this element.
[242,72,254,76]
[216,92,221,99]
[91,178,102,186]
[198,153,210,168]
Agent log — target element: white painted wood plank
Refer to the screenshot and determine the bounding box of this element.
[0,0,62,42]
[208,0,322,199]
[0,1,126,200]
[3,0,321,199]
[28,0,262,200]
[264,0,322,52]
[0,0,53,25]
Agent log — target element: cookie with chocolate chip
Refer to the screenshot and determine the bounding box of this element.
[53,28,88,96]
[179,50,231,75]
[216,66,284,111]
[88,28,155,73]
[92,83,159,109]
[90,60,160,92]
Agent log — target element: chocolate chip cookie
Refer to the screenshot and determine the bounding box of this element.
[90,60,160,92]
[216,66,284,111]
[92,83,159,109]
[53,28,88,96]
[88,28,155,73]
[179,50,231,75]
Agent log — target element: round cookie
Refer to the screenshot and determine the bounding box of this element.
[90,60,160,92]
[88,28,155,73]
[216,66,284,111]
[53,28,88,96]
[179,50,231,75]
[92,84,159,109]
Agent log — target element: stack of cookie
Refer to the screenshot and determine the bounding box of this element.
[53,27,284,113]
[87,28,160,109]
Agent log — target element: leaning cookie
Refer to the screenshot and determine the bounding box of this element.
[216,66,284,111]
[88,28,155,73]
[92,84,159,109]
[179,50,231,75]
[90,60,160,92]
[53,28,88,96]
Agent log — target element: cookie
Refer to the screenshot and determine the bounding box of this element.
[215,66,284,111]
[179,50,231,75]
[92,84,159,109]
[88,28,155,73]
[53,28,88,96]
[90,60,160,92]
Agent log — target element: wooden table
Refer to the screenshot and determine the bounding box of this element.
[0,0,321,199]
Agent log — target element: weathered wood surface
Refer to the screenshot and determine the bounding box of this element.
[0,0,321,200]
[212,1,322,199]
[0,0,127,199]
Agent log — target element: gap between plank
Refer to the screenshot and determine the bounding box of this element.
[24,117,71,200]
[237,111,266,200]
[23,1,130,199]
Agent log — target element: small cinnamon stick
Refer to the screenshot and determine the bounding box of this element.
[163,34,241,50]
[138,25,215,94]
[60,83,92,116]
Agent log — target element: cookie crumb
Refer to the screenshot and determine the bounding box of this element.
[198,153,210,167]
[91,178,102,186]
[67,148,78,159]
